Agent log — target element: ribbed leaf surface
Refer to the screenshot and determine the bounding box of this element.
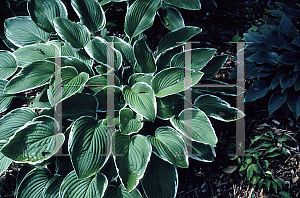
[156,94,186,120]
[53,17,90,49]
[201,55,228,79]
[94,86,125,111]
[16,168,52,198]
[13,43,57,67]
[194,94,245,122]
[1,116,64,164]
[59,171,108,198]
[119,108,143,135]
[151,67,203,98]
[48,66,89,105]
[71,0,106,34]
[170,48,216,71]
[164,0,201,10]
[170,108,217,146]
[124,0,161,39]
[86,75,120,93]
[4,60,54,94]
[148,126,188,168]
[133,39,156,73]
[28,0,68,33]
[0,80,12,113]
[43,175,64,198]
[156,26,201,55]
[128,73,153,87]
[69,116,109,179]
[0,50,17,79]
[0,108,36,144]
[141,154,178,198]
[114,131,152,192]
[103,184,142,198]
[113,36,136,67]
[187,141,216,162]
[85,37,122,70]
[158,6,185,31]
[4,17,50,47]
[123,83,157,122]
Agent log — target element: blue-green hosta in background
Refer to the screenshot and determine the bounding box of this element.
[229,2,300,120]
[0,0,243,197]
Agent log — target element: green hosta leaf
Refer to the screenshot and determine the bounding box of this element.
[71,0,106,34]
[188,141,216,162]
[262,30,287,48]
[0,108,36,146]
[43,175,64,198]
[0,50,17,79]
[85,37,122,70]
[128,73,153,87]
[119,108,143,135]
[170,48,216,71]
[114,131,152,192]
[46,56,94,77]
[245,80,270,102]
[287,91,300,119]
[123,83,156,122]
[61,42,93,66]
[1,116,64,164]
[156,26,202,55]
[56,93,98,120]
[245,43,274,52]
[246,165,254,181]
[69,116,109,179]
[201,55,228,79]
[278,191,292,198]
[13,43,58,67]
[141,153,178,198]
[156,93,186,120]
[133,39,156,73]
[148,126,188,168]
[86,75,120,93]
[194,94,244,122]
[0,152,11,175]
[0,80,12,113]
[156,46,182,72]
[170,108,217,146]
[164,0,200,10]
[103,184,142,198]
[113,36,136,67]
[28,0,68,33]
[60,171,108,198]
[158,6,185,31]
[279,15,298,38]
[53,17,90,49]
[151,67,203,98]
[4,60,54,94]
[94,86,125,111]
[48,66,89,104]
[246,51,279,65]
[4,16,50,47]
[278,52,300,65]
[268,91,288,116]
[16,168,52,198]
[124,0,161,39]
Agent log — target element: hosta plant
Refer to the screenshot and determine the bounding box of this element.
[234,2,300,119]
[0,0,242,197]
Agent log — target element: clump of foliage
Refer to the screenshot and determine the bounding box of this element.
[0,0,244,197]
[231,2,300,119]
[231,131,292,197]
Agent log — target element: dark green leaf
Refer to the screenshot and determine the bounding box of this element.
[268,91,288,116]
[202,55,228,79]
[158,6,185,31]
[164,0,200,10]
[71,0,106,34]
[28,0,68,33]
[245,80,270,102]
[246,51,279,65]
[133,39,156,73]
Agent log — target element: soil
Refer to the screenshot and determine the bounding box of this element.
[1,0,300,197]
